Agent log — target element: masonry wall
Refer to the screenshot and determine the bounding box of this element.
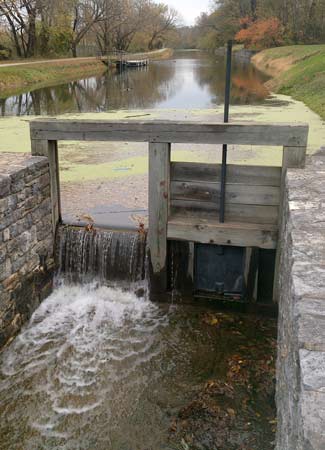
[276,149,325,450]
[0,153,54,349]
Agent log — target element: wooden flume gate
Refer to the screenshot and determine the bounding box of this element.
[30,119,309,299]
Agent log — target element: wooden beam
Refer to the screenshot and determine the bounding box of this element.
[171,162,282,186]
[171,200,279,225]
[171,181,280,206]
[168,218,277,249]
[148,142,171,293]
[31,139,48,156]
[31,138,61,235]
[282,145,307,171]
[30,120,309,146]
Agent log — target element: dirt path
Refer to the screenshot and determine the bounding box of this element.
[0,56,99,69]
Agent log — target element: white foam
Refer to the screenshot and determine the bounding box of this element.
[0,280,169,446]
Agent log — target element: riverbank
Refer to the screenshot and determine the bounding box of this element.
[252,45,325,120]
[0,59,106,97]
[0,48,173,97]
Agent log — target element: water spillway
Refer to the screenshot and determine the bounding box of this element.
[0,223,277,450]
[57,226,147,285]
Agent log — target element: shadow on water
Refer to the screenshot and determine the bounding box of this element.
[0,51,270,116]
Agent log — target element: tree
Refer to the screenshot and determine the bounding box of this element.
[145,3,179,50]
[0,0,44,57]
[235,17,284,49]
[68,0,105,57]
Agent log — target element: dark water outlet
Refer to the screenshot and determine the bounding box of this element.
[195,244,246,296]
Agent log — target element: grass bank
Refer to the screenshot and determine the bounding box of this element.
[252,44,325,120]
[0,48,173,97]
[0,59,105,97]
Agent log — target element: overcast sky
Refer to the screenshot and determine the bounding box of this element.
[160,0,211,25]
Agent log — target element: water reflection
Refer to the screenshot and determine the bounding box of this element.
[0,51,270,116]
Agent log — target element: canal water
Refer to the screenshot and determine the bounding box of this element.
[0,281,277,450]
[0,51,278,449]
[0,50,269,116]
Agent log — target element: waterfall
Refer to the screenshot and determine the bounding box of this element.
[56,226,147,285]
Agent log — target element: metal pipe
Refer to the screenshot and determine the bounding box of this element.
[219,40,233,223]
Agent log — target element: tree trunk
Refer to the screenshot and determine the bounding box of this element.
[26,15,37,57]
[71,42,78,57]
[5,15,22,57]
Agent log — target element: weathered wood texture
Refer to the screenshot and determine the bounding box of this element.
[31,139,61,234]
[171,181,280,205]
[170,162,282,226]
[30,120,308,146]
[168,217,277,249]
[148,142,171,293]
[171,201,279,225]
[171,162,282,186]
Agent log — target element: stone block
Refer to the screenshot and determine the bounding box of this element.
[297,299,325,352]
[0,258,12,283]
[0,175,10,198]
[300,390,325,450]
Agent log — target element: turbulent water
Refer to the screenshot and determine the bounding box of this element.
[0,230,277,450]
[0,282,171,449]
[0,279,277,450]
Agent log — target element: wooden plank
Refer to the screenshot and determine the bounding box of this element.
[171,162,282,186]
[148,142,171,293]
[31,139,48,156]
[171,181,280,206]
[168,218,277,249]
[48,140,62,234]
[171,200,279,225]
[31,138,61,234]
[30,120,309,146]
[282,145,307,171]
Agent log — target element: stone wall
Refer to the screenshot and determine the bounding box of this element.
[0,153,54,349]
[276,149,325,450]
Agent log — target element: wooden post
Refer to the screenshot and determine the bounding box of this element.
[148,142,171,294]
[31,138,61,235]
[273,145,307,302]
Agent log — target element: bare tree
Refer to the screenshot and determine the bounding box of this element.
[146,3,179,50]
[69,0,105,57]
[0,0,44,57]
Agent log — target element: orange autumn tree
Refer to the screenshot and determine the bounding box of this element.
[235,17,284,49]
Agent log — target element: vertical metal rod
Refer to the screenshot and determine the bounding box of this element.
[219,40,233,223]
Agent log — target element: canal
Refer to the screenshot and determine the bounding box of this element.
[0,50,310,450]
[0,51,269,116]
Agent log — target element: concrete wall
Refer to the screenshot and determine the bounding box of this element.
[0,153,54,349]
[277,149,325,450]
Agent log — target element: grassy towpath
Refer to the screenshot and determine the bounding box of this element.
[252,45,325,120]
[0,48,173,96]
